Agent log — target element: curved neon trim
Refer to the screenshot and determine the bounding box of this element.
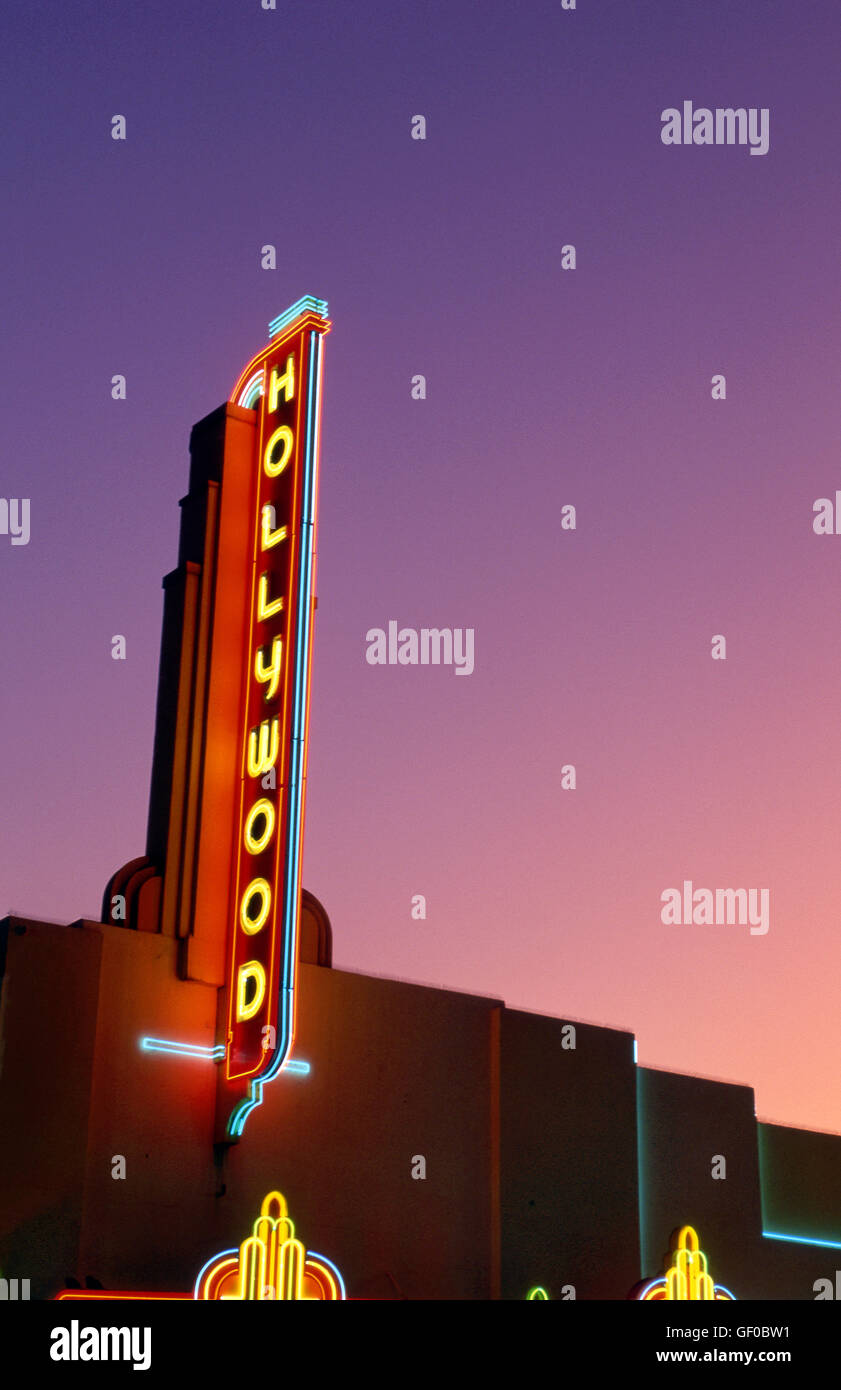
[226,1058,311,1138]
[269,297,328,339]
[237,369,265,409]
[308,1252,346,1301]
[193,1249,238,1300]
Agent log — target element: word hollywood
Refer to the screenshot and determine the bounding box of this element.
[223,297,330,1138]
[660,102,770,155]
[661,881,770,935]
[366,623,475,675]
[0,497,29,545]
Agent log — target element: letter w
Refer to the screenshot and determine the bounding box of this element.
[247,719,279,777]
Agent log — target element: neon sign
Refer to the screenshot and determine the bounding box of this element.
[223,297,330,1137]
[634,1225,736,1300]
[56,1190,344,1301]
[195,1191,345,1300]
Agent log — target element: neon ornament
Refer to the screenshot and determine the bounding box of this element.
[634,1225,735,1301]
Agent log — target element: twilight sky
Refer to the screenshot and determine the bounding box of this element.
[2,0,841,1133]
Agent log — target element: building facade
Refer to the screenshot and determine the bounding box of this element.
[2,302,840,1301]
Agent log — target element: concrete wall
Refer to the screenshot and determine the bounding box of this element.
[499,1008,638,1299]
[0,919,101,1299]
[637,1066,763,1297]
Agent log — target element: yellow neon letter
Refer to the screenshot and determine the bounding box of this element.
[247,718,279,777]
[257,572,284,621]
[268,355,295,412]
[236,962,266,1021]
[255,637,283,701]
[244,798,276,854]
[261,504,288,551]
[264,425,294,477]
[240,878,271,935]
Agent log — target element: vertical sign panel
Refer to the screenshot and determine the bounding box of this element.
[223,298,330,1136]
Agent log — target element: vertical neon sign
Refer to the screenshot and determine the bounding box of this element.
[224,297,330,1136]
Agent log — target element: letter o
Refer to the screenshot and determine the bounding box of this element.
[240,878,271,934]
[264,425,293,477]
[244,798,275,854]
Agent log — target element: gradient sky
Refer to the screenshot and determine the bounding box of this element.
[2,0,841,1134]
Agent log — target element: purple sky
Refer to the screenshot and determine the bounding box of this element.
[3,0,841,1132]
